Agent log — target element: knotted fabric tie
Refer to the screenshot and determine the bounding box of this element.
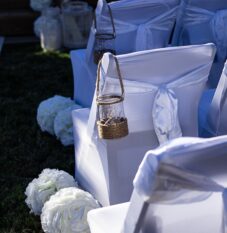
[152,87,182,144]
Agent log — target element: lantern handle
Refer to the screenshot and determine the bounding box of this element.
[96,54,125,100]
[94,4,116,38]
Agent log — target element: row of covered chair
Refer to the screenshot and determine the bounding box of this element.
[71,0,227,109]
[69,0,227,230]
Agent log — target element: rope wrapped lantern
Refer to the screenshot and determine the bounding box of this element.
[93,4,116,64]
[96,56,129,139]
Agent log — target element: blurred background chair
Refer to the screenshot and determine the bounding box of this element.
[172,0,227,88]
[88,135,227,233]
[72,43,215,206]
[70,0,179,108]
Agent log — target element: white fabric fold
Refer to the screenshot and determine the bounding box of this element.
[86,2,178,62]
[152,87,182,144]
[207,62,227,135]
[134,155,227,233]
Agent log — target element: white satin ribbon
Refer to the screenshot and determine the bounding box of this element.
[134,155,227,233]
[183,6,227,61]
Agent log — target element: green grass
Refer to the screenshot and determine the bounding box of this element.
[0,44,75,232]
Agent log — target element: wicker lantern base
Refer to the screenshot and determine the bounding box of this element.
[97,118,129,139]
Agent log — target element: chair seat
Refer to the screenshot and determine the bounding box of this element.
[70,49,96,107]
[88,193,223,233]
[88,203,129,233]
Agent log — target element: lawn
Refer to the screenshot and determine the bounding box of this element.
[0,44,75,232]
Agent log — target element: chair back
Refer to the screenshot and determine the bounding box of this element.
[124,136,227,233]
[87,44,215,145]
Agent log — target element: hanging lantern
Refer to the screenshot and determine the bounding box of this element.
[96,56,128,139]
[93,5,116,64]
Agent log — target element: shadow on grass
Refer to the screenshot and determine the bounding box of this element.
[0,45,75,232]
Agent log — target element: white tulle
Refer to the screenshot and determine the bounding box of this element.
[25,169,78,215]
[30,0,52,11]
[34,16,46,38]
[41,187,100,233]
[37,95,75,135]
[54,105,81,146]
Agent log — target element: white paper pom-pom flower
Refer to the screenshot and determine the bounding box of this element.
[54,105,81,146]
[25,169,78,215]
[41,187,100,233]
[37,95,75,135]
[30,0,52,12]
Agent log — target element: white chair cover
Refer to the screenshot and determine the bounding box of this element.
[203,61,227,136]
[72,44,215,206]
[172,0,227,87]
[71,0,179,107]
[88,136,227,233]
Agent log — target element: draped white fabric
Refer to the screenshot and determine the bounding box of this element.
[207,62,227,135]
[86,0,178,64]
[133,136,227,233]
[152,87,182,144]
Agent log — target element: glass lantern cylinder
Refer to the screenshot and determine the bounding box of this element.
[61,0,93,49]
[96,56,128,139]
[40,7,62,52]
[93,5,116,64]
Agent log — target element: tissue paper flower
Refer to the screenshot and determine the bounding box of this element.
[54,105,81,146]
[30,0,52,11]
[37,95,75,135]
[34,16,46,37]
[41,187,100,233]
[25,169,78,215]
